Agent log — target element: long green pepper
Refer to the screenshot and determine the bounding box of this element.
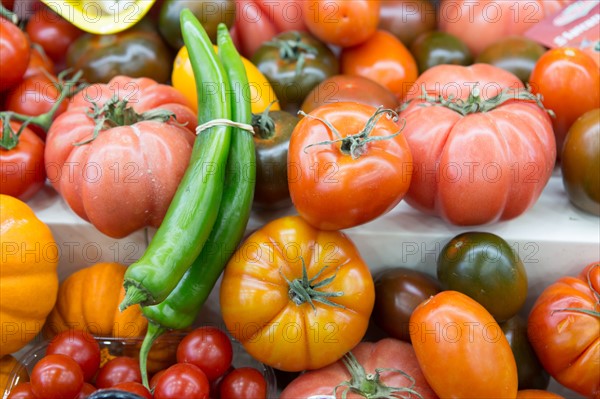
[137,23,256,388]
[120,9,233,310]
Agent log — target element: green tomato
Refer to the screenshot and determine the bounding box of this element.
[437,232,528,322]
[410,31,473,74]
[475,36,547,84]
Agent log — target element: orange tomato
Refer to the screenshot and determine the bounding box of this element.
[340,30,418,100]
[517,390,565,399]
[529,47,600,156]
[302,0,380,48]
[219,215,375,372]
[409,290,518,398]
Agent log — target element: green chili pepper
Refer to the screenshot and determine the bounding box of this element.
[137,23,256,388]
[120,9,233,310]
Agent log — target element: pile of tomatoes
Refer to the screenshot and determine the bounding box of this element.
[7,327,268,399]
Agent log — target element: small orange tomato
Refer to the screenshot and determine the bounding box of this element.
[529,47,600,156]
[409,290,518,399]
[341,30,418,101]
[517,390,565,399]
[302,0,380,48]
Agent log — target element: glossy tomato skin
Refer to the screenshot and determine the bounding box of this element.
[252,109,299,210]
[112,382,153,399]
[302,0,380,48]
[288,102,413,231]
[95,357,142,389]
[153,363,210,399]
[400,64,556,226]
[529,47,600,156]
[158,0,235,48]
[280,338,437,398]
[219,367,267,399]
[475,36,546,84]
[252,31,339,112]
[7,382,37,399]
[30,354,84,399]
[372,267,441,342]
[410,31,473,74]
[378,0,437,47]
[528,262,600,398]
[220,215,375,372]
[46,330,101,382]
[0,17,30,92]
[561,108,600,216]
[516,390,566,399]
[25,7,84,69]
[341,30,418,101]
[301,75,399,115]
[0,122,46,201]
[410,290,518,398]
[23,45,55,80]
[76,383,96,399]
[176,326,233,381]
[66,20,173,84]
[437,232,528,322]
[500,316,550,390]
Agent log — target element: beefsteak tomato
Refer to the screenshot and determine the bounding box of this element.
[219,215,375,372]
[527,262,600,398]
[399,63,556,225]
[288,102,413,230]
[280,338,437,398]
[44,75,197,238]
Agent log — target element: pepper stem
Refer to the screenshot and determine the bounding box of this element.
[299,107,404,160]
[333,352,424,399]
[119,284,150,312]
[264,31,318,76]
[139,322,167,390]
[279,256,345,312]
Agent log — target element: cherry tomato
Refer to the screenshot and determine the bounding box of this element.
[0,121,46,201]
[153,363,210,399]
[288,102,412,230]
[46,330,101,382]
[112,382,153,399]
[23,45,55,80]
[149,369,165,391]
[25,6,84,69]
[529,47,600,156]
[7,382,36,399]
[95,357,142,389]
[176,326,233,381]
[341,30,418,100]
[0,17,30,92]
[219,368,267,399]
[30,354,84,399]
[302,0,380,47]
[75,383,97,399]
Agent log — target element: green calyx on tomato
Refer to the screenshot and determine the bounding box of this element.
[74,96,177,146]
[263,32,319,77]
[334,352,423,399]
[299,107,403,159]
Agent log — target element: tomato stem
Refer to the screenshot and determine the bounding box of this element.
[264,31,318,76]
[299,107,405,160]
[333,352,424,399]
[251,101,278,139]
[280,257,345,311]
[409,83,555,117]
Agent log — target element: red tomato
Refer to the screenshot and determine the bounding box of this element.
[153,363,210,399]
[95,357,142,389]
[231,0,307,58]
[280,338,437,399]
[529,47,600,156]
[44,75,197,238]
[30,354,84,399]
[46,330,101,382]
[75,383,96,399]
[176,326,233,381]
[149,369,165,392]
[528,262,600,398]
[340,30,418,100]
[7,382,37,399]
[112,382,153,399]
[219,368,267,399]
[23,45,54,80]
[25,6,84,70]
[410,291,518,398]
[288,102,412,230]
[0,17,30,92]
[399,63,556,225]
[0,121,46,201]
[438,0,572,56]
[302,0,380,47]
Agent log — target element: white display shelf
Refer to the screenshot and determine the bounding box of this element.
[26,168,598,398]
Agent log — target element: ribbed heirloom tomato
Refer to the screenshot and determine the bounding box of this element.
[219,215,375,372]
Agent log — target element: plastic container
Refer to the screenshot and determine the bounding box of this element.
[2,334,277,399]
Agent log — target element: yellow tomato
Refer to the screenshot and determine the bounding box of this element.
[172,46,280,114]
